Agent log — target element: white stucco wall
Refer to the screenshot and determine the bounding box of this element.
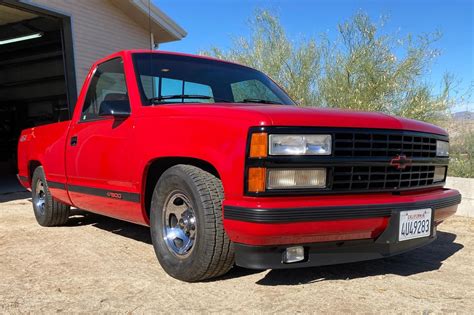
[29,0,152,90]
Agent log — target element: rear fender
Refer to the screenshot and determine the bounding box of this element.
[17,122,72,205]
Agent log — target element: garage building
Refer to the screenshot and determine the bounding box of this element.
[0,0,186,192]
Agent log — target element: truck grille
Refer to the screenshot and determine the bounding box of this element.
[334,131,437,158]
[245,127,448,196]
[332,165,436,191]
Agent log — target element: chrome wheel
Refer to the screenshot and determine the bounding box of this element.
[33,179,46,216]
[162,191,197,257]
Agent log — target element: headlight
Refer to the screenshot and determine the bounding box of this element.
[436,140,449,157]
[269,134,332,155]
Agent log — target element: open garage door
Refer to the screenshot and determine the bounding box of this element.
[0,3,75,193]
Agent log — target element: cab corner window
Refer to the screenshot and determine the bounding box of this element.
[81,58,129,121]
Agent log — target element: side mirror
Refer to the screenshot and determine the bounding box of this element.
[98,100,131,118]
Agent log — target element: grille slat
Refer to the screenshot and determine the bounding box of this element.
[331,130,441,191]
[334,131,437,158]
[332,165,436,191]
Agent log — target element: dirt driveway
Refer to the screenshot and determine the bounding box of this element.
[1,192,473,313]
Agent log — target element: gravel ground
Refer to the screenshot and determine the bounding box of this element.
[1,192,473,314]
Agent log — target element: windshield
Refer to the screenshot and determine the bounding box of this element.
[132,53,295,106]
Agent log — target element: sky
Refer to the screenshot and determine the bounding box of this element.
[155,0,473,111]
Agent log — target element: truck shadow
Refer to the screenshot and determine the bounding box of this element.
[253,231,463,286]
[67,212,153,244]
[0,191,30,203]
[66,212,463,285]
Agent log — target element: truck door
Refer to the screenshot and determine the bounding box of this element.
[65,57,141,223]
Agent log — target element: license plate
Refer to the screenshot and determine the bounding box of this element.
[399,208,432,241]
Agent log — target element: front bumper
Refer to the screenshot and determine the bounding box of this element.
[223,189,460,246]
[234,208,439,269]
[223,189,461,269]
[225,193,461,223]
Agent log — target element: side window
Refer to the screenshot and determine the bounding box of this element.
[81,58,129,121]
[231,79,280,103]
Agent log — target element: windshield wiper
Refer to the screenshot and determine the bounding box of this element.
[149,94,231,104]
[148,95,282,105]
[241,98,282,105]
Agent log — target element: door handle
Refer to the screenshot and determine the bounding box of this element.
[70,136,78,146]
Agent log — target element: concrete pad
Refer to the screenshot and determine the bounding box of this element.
[446,177,474,218]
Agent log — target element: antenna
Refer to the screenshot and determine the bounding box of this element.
[147,0,155,97]
[148,0,153,50]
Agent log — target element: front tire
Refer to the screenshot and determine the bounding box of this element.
[150,165,234,282]
[31,166,70,226]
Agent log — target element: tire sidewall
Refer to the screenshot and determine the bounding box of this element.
[150,168,211,280]
[32,167,52,226]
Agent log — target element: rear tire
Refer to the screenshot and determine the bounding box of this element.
[150,164,234,282]
[31,166,70,226]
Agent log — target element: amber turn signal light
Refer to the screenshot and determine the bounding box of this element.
[248,167,266,193]
[249,132,268,158]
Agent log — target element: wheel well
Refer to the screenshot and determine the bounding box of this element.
[28,160,41,183]
[143,157,221,220]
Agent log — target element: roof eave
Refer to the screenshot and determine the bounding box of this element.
[110,0,187,43]
[131,0,186,40]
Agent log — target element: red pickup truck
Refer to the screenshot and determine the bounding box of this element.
[17,50,461,282]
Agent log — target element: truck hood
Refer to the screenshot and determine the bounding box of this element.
[152,103,447,135]
[238,104,447,135]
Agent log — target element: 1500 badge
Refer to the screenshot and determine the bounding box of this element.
[106,192,123,200]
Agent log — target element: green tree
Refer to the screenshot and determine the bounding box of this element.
[202,10,454,124]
